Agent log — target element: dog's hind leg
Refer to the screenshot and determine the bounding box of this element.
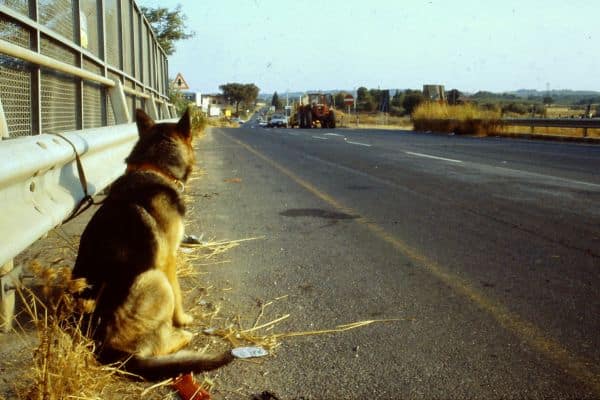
[166,253,194,327]
[159,328,194,355]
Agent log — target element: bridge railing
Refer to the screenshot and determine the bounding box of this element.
[0,0,176,138]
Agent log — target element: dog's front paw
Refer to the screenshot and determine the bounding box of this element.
[174,312,194,327]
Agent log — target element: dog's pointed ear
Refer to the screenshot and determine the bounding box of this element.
[177,108,191,138]
[135,109,154,136]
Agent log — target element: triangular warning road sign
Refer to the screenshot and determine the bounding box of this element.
[173,72,190,90]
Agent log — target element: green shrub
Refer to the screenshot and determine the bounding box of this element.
[189,107,207,132]
[402,93,425,115]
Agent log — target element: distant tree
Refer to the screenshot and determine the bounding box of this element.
[472,91,494,99]
[243,84,260,110]
[220,83,260,114]
[575,96,600,105]
[357,87,369,101]
[356,87,373,112]
[481,103,501,112]
[334,92,346,108]
[168,84,188,115]
[141,5,194,55]
[362,98,377,112]
[447,89,461,105]
[368,88,381,102]
[542,96,554,105]
[271,91,282,109]
[402,92,425,115]
[502,102,529,115]
[391,90,404,108]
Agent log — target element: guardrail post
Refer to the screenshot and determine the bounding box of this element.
[148,95,159,120]
[0,260,16,333]
[0,98,8,139]
[0,109,15,332]
[159,102,170,119]
[108,78,131,124]
[583,127,588,138]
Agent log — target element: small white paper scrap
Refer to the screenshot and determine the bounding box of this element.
[231,346,269,359]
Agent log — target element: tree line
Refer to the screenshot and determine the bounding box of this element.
[333,88,426,116]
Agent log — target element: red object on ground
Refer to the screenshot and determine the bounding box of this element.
[172,373,211,400]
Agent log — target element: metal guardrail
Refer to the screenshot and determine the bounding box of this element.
[0,0,180,330]
[502,118,600,138]
[0,123,138,269]
[502,118,600,129]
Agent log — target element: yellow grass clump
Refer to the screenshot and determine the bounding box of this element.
[206,116,239,128]
[13,262,132,400]
[412,102,502,135]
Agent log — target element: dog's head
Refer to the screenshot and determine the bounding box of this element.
[125,108,195,183]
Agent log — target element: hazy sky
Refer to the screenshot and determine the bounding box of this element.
[139,0,599,95]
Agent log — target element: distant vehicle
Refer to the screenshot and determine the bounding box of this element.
[231,117,246,124]
[258,120,268,127]
[268,114,288,128]
[290,93,336,129]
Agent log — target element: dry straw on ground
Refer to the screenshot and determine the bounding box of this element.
[202,294,412,354]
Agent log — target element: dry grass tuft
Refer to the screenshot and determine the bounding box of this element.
[190,108,208,134]
[14,262,131,400]
[208,314,409,353]
[206,117,239,128]
[202,295,412,353]
[180,237,264,261]
[412,102,502,135]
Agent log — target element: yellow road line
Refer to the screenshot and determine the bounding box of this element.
[218,130,600,394]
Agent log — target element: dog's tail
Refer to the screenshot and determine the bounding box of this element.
[101,349,235,381]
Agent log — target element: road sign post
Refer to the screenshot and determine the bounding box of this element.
[344,94,354,122]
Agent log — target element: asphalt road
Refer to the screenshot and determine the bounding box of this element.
[191,122,600,399]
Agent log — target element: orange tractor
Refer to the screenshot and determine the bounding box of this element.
[292,93,336,129]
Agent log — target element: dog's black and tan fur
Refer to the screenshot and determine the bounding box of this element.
[72,109,233,380]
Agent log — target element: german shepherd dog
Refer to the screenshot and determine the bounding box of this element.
[72,109,233,380]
